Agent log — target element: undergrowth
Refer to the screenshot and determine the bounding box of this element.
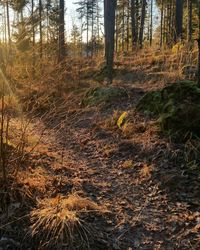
[30,194,107,250]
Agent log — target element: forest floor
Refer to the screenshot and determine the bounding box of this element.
[1,57,200,249]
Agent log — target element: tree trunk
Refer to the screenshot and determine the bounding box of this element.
[139,0,147,48]
[160,0,164,48]
[175,0,183,42]
[187,0,192,42]
[104,0,117,83]
[32,0,35,77]
[58,0,65,62]
[97,0,100,50]
[86,1,89,57]
[126,0,130,52]
[139,0,147,49]
[122,3,125,52]
[150,0,153,46]
[39,0,43,59]
[6,1,10,45]
[131,0,137,50]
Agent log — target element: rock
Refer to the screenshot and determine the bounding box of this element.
[136,81,200,141]
[82,86,128,106]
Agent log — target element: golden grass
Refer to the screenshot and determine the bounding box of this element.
[122,160,134,169]
[30,194,107,249]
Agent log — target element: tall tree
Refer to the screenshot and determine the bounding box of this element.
[150,0,153,46]
[58,0,65,62]
[139,0,147,48]
[160,0,164,47]
[175,0,183,42]
[39,0,43,59]
[187,0,192,42]
[131,0,137,49]
[104,0,117,83]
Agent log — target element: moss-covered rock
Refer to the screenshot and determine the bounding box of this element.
[93,66,130,83]
[136,81,200,141]
[82,86,128,106]
[136,90,162,115]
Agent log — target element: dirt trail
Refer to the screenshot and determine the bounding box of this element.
[32,83,200,250]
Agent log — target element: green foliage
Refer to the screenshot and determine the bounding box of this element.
[137,81,200,141]
[82,86,128,106]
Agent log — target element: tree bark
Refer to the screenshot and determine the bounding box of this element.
[187,0,192,42]
[32,0,35,77]
[139,0,147,49]
[104,0,117,83]
[39,0,43,59]
[175,0,183,42]
[58,0,65,62]
[150,0,153,46]
[160,0,164,48]
[131,0,137,50]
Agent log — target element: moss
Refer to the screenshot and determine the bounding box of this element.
[136,81,200,141]
[136,90,163,115]
[93,67,110,82]
[93,66,130,82]
[82,87,128,106]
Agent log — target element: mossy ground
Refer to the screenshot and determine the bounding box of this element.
[82,86,128,106]
[136,81,200,141]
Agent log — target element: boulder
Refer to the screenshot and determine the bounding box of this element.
[136,81,200,141]
[82,86,128,106]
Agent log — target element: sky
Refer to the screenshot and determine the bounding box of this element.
[65,0,159,42]
[65,0,78,40]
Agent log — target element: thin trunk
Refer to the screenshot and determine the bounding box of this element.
[86,2,89,57]
[115,9,118,53]
[139,0,147,49]
[126,0,130,52]
[187,0,192,42]
[91,3,94,57]
[135,0,139,44]
[150,0,153,46]
[39,0,43,59]
[198,1,200,87]
[97,0,100,45]
[6,1,10,44]
[58,0,65,62]
[131,0,137,50]
[160,0,164,48]
[32,0,35,77]
[122,3,125,52]
[4,4,7,44]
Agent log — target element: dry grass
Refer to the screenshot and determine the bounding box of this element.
[0,176,35,213]
[30,194,107,249]
[102,110,120,131]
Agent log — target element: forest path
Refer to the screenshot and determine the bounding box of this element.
[33,83,200,250]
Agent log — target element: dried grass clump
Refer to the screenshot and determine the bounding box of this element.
[30,194,106,249]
